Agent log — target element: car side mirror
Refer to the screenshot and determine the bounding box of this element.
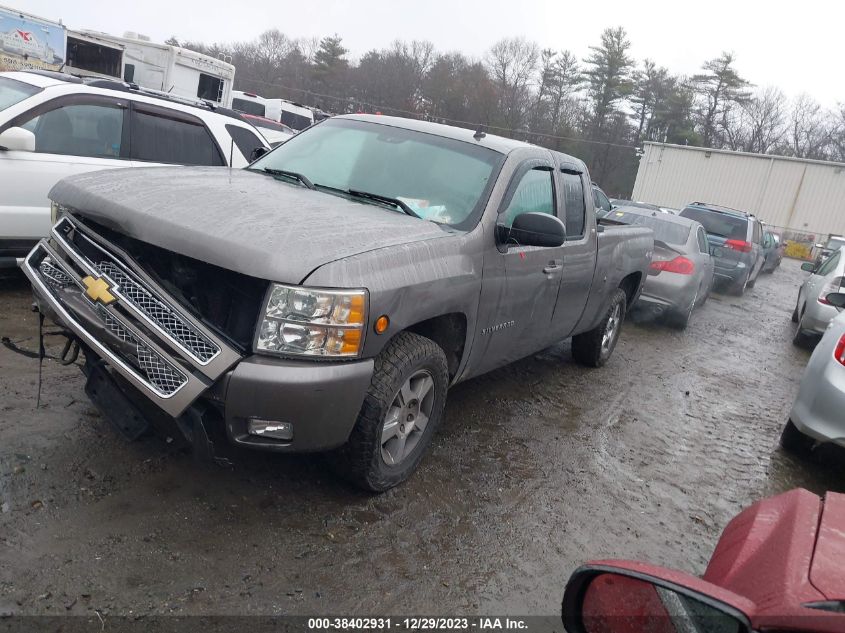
[562,564,753,633]
[497,212,565,248]
[815,243,825,249]
[249,146,269,162]
[801,262,817,272]
[0,126,35,152]
[826,292,845,309]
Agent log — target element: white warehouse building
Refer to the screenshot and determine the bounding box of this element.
[632,142,845,236]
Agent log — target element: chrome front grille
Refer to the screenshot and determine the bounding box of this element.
[94,305,188,397]
[95,261,219,363]
[21,216,241,417]
[39,258,74,291]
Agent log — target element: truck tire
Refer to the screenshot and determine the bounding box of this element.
[780,420,813,455]
[572,289,627,368]
[332,332,449,492]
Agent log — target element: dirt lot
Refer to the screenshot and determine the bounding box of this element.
[1,258,843,618]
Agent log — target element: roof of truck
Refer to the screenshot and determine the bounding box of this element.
[336,114,585,167]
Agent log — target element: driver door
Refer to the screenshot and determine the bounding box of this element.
[472,159,566,374]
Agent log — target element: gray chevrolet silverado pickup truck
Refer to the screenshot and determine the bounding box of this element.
[23,114,653,491]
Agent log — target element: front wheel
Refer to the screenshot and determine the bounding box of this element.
[332,332,449,492]
[572,289,627,367]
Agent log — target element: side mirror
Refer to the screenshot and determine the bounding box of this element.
[562,564,753,633]
[498,212,566,248]
[0,126,35,152]
[815,243,825,249]
[801,262,817,273]
[250,146,269,162]
[826,292,845,309]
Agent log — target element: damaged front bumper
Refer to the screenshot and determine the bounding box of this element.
[22,216,373,453]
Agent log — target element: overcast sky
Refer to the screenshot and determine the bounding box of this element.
[23,0,845,107]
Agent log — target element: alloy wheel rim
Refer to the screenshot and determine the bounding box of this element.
[601,303,622,354]
[381,369,436,466]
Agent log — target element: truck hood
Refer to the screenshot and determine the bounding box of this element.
[49,166,454,283]
[703,488,842,611]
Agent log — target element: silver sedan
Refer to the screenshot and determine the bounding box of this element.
[782,292,845,453]
[609,206,714,329]
[793,246,844,347]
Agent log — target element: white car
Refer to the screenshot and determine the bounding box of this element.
[0,70,270,267]
[782,291,845,453]
[792,246,845,346]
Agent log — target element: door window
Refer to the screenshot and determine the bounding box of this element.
[500,167,555,228]
[697,228,708,253]
[561,172,586,239]
[752,220,762,243]
[225,124,265,161]
[130,107,224,166]
[817,250,841,276]
[592,187,611,214]
[19,102,125,158]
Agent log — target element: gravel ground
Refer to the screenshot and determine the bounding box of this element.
[1,258,843,619]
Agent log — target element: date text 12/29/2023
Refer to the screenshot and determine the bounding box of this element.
[307,617,532,631]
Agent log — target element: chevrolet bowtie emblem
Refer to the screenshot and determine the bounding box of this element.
[82,275,117,305]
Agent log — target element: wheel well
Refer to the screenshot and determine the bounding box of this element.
[405,313,467,380]
[618,272,642,307]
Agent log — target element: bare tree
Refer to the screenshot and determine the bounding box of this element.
[726,86,787,153]
[787,94,831,159]
[485,37,539,130]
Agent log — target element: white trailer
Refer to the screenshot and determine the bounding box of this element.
[632,142,845,235]
[76,31,235,106]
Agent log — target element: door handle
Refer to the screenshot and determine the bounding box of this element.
[543,259,563,274]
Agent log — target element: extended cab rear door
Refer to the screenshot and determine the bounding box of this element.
[551,163,597,339]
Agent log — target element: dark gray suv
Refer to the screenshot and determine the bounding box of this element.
[679,202,765,295]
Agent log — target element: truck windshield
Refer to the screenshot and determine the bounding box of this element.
[0,77,41,113]
[249,118,505,229]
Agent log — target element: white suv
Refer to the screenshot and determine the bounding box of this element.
[0,70,270,267]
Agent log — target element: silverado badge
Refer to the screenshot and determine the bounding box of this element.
[82,275,117,306]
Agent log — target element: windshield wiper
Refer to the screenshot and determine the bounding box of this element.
[259,168,315,190]
[346,189,420,218]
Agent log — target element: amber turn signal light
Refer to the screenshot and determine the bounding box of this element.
[374,315,389,334]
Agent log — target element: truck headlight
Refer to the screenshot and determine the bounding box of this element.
[255,284,367,357]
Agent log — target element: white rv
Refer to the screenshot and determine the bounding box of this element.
[231,90,314,130]
[64,30,124,79]
[78,31,235,106]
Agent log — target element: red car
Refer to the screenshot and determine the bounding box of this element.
[563,489,845,633]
